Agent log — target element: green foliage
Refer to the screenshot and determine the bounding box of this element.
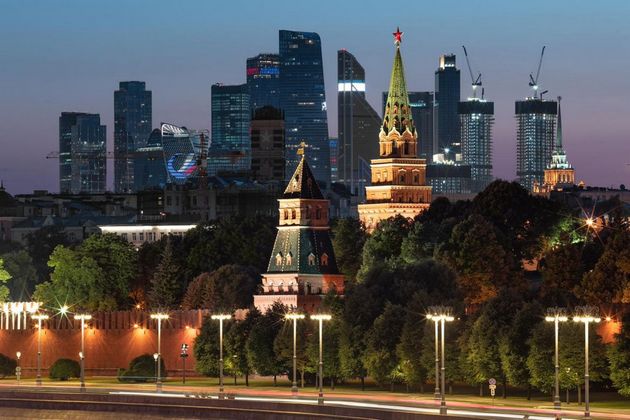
[49,358,80,381]
[0,258,11,302]
[331,218,367,282]
[0,353,17,378]
[25,225,70,284]
[118,354,166,383]
[274,316,312,380]
[357,215,410,281]
[193,315,223,377]
[225,308,261,382]
[2,250,38,301]
[182,265,260,311]
[148,238,181,310]
[526,322,555,392]
[363,303,405,386]
[397,294,429,388]
[246,303,286,378]
[609,312,630,396]
[539,243,583,306]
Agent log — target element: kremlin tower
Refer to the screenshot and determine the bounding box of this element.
[358,28,432,231]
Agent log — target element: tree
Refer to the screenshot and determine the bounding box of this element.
[193,315,223,377]
[526,322,555,393]
[225,308,260,386]
[246,302,286,385]
[331,218,367,282]
[49,358,80,380]
[148,238,181,310]
[539,243,583,306]
[25,225,70,284]
[2,250,38,300]
[357,215,410,281]
[182,265,260,311]
[274,315,312,387]
[397,293,429,391]
[608,312,630,396]
[0,258,10,302]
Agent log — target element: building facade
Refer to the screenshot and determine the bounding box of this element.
[161,123,198,184]
[210,83,251,175]
[383,91,434,162]
[459,99,494,192]
[337,50,381,198]
[114,81,152,193]
[254,153,345,314]
[434,54,461,160]
[59,112,90,193]
[358,30,432,232]
[279,30,330,187]
[68,114,107,194]
[515,98,557,190]
[246,53,280,112]
[134,128,167,191]
[251,106,285,182]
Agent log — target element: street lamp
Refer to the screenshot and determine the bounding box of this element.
[74,313,92,392]
[427,311,441,400]
[573,306,600,420]
[545,307,568,410]
[31,313,49,386]
[311,314,332,405]
[180,343,189,384]
[211,314,231,399]
[285,312,305,397]
[153,353,158,385]
[150,313,169,392]
[427,306,454,416]
[16,351,21,386]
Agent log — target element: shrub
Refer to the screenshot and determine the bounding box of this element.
[49,358,80,381]
[0,353,17,378]
[118,354,166,383]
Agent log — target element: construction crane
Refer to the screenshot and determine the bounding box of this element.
[462,45,482,99]
[529,46,546,99]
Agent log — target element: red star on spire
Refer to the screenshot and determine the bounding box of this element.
[393,27,403,45]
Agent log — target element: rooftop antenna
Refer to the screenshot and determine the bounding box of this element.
[462,45,482,99]
[529,46,546,99]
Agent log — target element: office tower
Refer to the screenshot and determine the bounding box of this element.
[383,91,434,161]
[251,106,285,182]
[329,137,338,183]
[59,112,89,193]
[426,164,471,195]
[64,113,106,194]
[161,123,197,184]
[279,30,330,187]
[210,83,250,175]
[459,98,494,192]
[515,97,557,190]
[134,128,167,191]
[358,29,431,232]
[247,53,280,112]
[338,50,381,197]
[114,81,152,193]
[434,54,461,159]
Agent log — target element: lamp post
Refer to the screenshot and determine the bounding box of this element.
[573,306,600,420]
[285,312,305,397]
[211,314,231,399]
[16,351,21,386]
[429,313,440,400]
[180,343,189,384]
[150,313,169,392]
[427,306,454,416]
[32,313,49,386]
[311,314,332,405]
[545,307,568,410]
[153,353,158,386]
[74,314,92,392]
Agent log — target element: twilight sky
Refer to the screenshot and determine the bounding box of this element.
[1,0,629,194]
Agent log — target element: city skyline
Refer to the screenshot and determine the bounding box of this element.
[1,0,629,193]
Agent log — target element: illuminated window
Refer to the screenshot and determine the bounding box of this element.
[286,252,293,265]
[321,253,329,266]
[291,209,296,219]
[275,253,283,266]
[308,253,316,266]
[283,209,289,220]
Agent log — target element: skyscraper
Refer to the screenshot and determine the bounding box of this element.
[134,128,167,191]
[434,54,461,159]
[114,81,152,193]
[247,53,280,112]
[515,98,557,190]
[459,98,494,192]
[279,30,330,187]
[161,123,197,184]
[383,91,434,161]
[337,50,381,197]
[210,83,251,175]
[62,113,106,194]
[251,106,285,182]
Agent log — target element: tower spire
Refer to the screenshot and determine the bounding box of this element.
[555,96,563,151]
[382,28,414,136]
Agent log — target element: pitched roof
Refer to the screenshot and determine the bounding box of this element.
[382,45,415,135]
[283,155,324,199]
[266,227,340,275]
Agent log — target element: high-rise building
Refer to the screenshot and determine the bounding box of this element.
[161,123,197,185]
[515,98,557,190]
[383,91,434,161]
[434,54,461,159]
[134,128,167,191]
[251,106,285,182]
[210,83,251,175]
[358,29,432,232]
[337,50,381,198]
[329,137,338,183]
[279,30,330,187]
[246,53,280,112]
[114,81,152,193]
[62,113,106,194]
[459,98,494,192]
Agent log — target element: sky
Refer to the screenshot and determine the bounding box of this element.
[1,0,629,194]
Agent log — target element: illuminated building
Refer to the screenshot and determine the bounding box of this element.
[160,123,197,184]
[383,91,434,162]
[114,81,152,193]
[210,83,250,175]
[434,54,461,160]
[247,53,280,112]
[426,163,471,196]
[254,150,344,314]
[337,50,381,198]
[251,106,285,182]
[459,98,494,192]
[59,112,90,193]
[134,129,167,191]
[358,29,432,232]
[516,97,557,191]
[279,30,330,187]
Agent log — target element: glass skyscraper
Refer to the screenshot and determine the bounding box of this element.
[64,113,106,194]
[383,91,434,161]
[279,30,330,186]
[516,98,557,190]
[114,81,152,193]
[161,122,198,184]
[210,83,251,176]
[134,128,167,191]
[459,99,494,192]
[247,53,280,113]
[338,50,381,197]
[59,112,89,193]
[434,54,461,159]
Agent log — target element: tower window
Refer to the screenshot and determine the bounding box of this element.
[275,252,283,266]
[286,252,293,265]
[291,209,296,219]
[308,253,316,266]
[321,253,329,266]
